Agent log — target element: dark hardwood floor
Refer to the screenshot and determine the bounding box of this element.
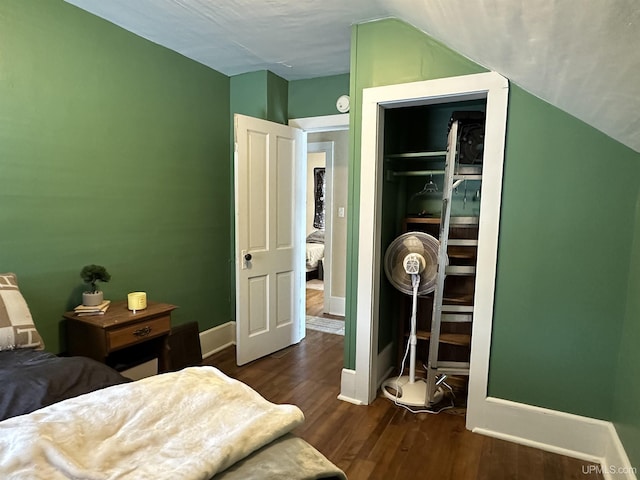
[201,287,602,480]
[304,280,326,317]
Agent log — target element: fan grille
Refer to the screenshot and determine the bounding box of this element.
[383,231,444,296]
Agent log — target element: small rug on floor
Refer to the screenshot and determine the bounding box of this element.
[306,279,324,291]
[306,315,344,336]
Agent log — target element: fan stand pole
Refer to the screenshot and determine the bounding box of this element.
[408,274,418,384]
[381,274,430,407]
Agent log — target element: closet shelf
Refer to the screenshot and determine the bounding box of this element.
[445,265,476,276]
[441,313,474,323]
[453,174,482,181]
[441,304,474,313]
[388,170,482,180]
[386,151,447,159]
[447,246,477,259]
[390,169,445,177]
[412,330,471,347]
[403,216,480,226]
[443,293,475,306]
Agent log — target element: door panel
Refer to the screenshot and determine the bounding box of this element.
[248,130,268,251]
[235,114,305,365]
[276,136,295,248]
[248,276,268,335]
[276,271,294,328]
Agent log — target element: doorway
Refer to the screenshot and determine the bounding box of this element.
[290,115,349,334]
[305,146,327,318]
[348,73,509,432]
[305,144,328,301]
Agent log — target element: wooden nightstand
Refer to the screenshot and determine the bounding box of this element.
[64,300,177,373]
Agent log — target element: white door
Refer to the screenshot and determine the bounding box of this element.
[234,114,306,366]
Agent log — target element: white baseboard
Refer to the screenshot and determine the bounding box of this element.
[200,321,235,359]
[472,397,637,480]
[602,423,638,480]
[338,344,394,405]
[338,368,365,405]
[327,295,345,317]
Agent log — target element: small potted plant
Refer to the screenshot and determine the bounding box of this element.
[80,264,111,306]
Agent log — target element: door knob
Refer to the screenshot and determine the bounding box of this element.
[244,253,252,261]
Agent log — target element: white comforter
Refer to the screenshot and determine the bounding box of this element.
[306,243,324,270]
[0,366,304,480]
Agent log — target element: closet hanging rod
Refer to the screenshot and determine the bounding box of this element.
[385,151,447,159]
[390,169,445,177]
[453,174,482,181]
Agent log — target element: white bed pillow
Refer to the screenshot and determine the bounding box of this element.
[0,273,45,351]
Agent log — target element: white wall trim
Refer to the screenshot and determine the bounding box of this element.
[200,321,236,359]
[338,368,365,405]
[289,114,349,132]
[473,398,637,480]
[327,295,345,316]
[602,424,637,480]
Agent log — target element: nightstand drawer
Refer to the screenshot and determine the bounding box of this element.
[108,315,171,351]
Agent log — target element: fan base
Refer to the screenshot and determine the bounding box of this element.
[381,376,444,408]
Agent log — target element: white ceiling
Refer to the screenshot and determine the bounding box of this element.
[64,0,640,153]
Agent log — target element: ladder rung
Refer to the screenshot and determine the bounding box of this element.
[441,313,473,323]
[434,361,470,376]
[448,239,478,247]
[455,165,482,175]
[445,265,476,275]
[442,305,474,313]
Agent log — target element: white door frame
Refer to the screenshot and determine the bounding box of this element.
[353,72,509,432]
[290,114,349,133]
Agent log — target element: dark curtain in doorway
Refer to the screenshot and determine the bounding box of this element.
[313,167,326,230]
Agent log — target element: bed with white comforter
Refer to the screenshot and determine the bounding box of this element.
[0,366,345,480]
[306,230,325,277]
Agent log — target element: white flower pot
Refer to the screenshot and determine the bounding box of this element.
[82,291,103,306]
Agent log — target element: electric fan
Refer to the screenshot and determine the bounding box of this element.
[449,111,486,165]
[381,231,447,408]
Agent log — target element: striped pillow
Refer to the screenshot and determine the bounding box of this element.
[0,273,44,351]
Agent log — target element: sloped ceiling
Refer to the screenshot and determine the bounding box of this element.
[64,0,640,153]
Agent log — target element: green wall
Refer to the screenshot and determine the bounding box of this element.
[230,71,269,120]
[267,72,289,125]
[288,74,350,119]
[346,18,640,424]
[490,86,640,418]
[230,71,347,124]
[346,18,486,368]
[0,0,232,352]
[613,189,640,467]
[230,70,288,124]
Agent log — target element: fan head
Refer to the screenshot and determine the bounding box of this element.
[384,232,444,296]
[458,123,485,164]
